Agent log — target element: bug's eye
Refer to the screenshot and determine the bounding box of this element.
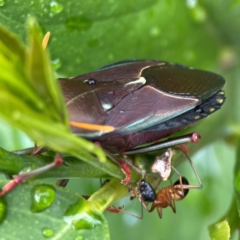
[87,79,96,85]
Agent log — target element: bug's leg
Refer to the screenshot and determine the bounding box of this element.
[69,122,131,184]
[107,204,144,219]
[103,151,131,185]
[0,154,63,197]
[106,205,125,213]
[156,207,163,219]
[70,122,131,183]
[13,146,48,155]
[171,166,184,193]
[106,152,131,185]
[117,158,131,185]
[32,143,45,155]
[124,132,201,155]
[169,199,176,213]
[179,148,203,189]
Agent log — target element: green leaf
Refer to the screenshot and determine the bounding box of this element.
[0,147,113,179]
[0,22,123,179]
[27,18,68,124]
[208,220,230,240]
[0,180,111,240]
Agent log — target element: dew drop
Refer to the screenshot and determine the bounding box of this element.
[51,58,62,70]
[108,91,114,95]
[31,184,56,213]
[42,227,54,238]
[64,198,103,230]
[0,197,7,224]
[0,0,5,7]
[50,1,63,14]
[119,110,124,114]
[19,166,32,174]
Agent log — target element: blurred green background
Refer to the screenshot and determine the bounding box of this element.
[0,0,239,239]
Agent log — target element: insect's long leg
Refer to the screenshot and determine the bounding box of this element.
[0,154,63,197]
[180,150,202,189]
[13,147,48,156]
[171,165,184,193]
[124,132,200,155]
[102,149,131,185]
[107,204,144,219]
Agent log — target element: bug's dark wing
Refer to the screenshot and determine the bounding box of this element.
[104,63,225,136]
[59,61,157,136]
[144,63,225,101]
[59,60,225,138]
[60,80,107,125]
[104,85,198,134]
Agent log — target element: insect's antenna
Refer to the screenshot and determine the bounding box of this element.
[42,32,50,50]
[182,150,202,189]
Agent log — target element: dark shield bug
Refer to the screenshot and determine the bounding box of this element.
[59,60,225,183]
[0,59,226,197]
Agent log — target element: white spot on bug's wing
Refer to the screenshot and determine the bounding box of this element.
[102,102,113,110]
[151,148,173,181]
[125,77,146,86]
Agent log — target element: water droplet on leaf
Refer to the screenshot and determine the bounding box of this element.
[31,184,56,212]
[51,58,62,70]
[50,1,63,15]
[64,198,103,230]
[42,227,54,238]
